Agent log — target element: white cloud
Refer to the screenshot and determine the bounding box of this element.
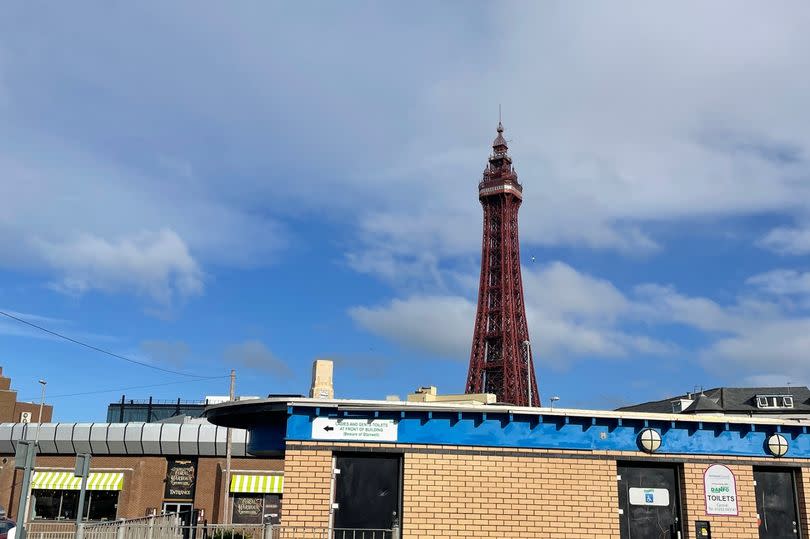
[223,340,292,378]
[758,226,810,255]
[702,319,810,381]
[34,229,203,305]
[747,269,810,297]
[349,262,675,368]
[349,296,474,361]
[350,260,810,382]
[3,3,810,290]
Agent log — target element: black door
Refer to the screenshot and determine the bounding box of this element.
[617,462,683,539]
[754,467,800,538]
[334,454,401,532]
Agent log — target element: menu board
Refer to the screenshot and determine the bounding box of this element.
[232,495,264,524]
[164,458,197,500]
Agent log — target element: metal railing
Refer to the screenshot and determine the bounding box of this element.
[81,514,185,539]
[74,517,400,539]
[26,521,76,539]
[269,528,394,539]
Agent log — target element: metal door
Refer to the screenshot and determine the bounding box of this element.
[754,467,801,538]
[333,454,401,530]
[617,462,683,539]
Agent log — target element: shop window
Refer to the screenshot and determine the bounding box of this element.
[87,491,119,521]
[264,494,282,525]
[33,490,118,521]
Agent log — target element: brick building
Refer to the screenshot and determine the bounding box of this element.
[207,396,810,539]
[0,368,52,424]
[0,421,283,525]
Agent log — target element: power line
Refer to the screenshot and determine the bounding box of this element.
[0,309,219,378]
[19,376,229,401]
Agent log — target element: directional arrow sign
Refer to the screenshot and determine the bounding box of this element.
[312,417,398,442]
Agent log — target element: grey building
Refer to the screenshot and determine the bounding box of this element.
[618,386,810,419]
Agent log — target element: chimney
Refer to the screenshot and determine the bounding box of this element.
[310,359,334,399]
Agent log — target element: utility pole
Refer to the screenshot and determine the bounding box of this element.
[20,380,47,536]
[222,370,235,524]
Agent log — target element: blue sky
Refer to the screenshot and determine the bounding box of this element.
[2,3,810,421]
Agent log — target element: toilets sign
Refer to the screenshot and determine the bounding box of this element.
[312,417,398,442]
[704,464,739,516]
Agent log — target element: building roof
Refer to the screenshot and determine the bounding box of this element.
[203,395,810,459]
[0,422,249,456]
[617,386,810,415]
[205,395,810,428]
[682,394,724,413]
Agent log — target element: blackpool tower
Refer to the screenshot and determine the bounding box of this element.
[465,122,540,407]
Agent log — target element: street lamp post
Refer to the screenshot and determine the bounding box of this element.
[549,396,560,410]
[19,380,46,539]
[34,380,47,445]
[522,341,532,407]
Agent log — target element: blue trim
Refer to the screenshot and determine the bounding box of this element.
[246,407,810,459]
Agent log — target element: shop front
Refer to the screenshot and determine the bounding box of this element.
[0,422,283,524]
[230,474,283,525]
[31,471,122,521]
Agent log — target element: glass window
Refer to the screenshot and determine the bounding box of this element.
[33,490,118,521]
[264,494,282,525]
[33,490,62,520]
[87,491,118,521]
[59,491,79,520]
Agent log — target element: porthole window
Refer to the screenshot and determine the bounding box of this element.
[767,433,789,457]
[638,428,662,453]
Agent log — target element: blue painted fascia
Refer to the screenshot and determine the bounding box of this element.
[246,407,810,459]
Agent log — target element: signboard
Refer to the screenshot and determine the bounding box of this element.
[629,487,670,507]
[20,412,32,424]
[311,417,398,442]
[704,464,738,516]
[232,495,263,524]
[164,458,197,499]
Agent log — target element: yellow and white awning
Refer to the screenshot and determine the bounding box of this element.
[32,471,124,491]
[230,474,283,494]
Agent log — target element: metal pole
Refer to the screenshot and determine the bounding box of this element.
[222,370,235,524]
[15,442,36,539]
[34,380,47,445]
[75,455,90,531]
[523,341,532,407]
[23,380,47,532]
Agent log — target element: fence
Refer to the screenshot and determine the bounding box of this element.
[28,517,399,539]
[269,528,395,539]
[81,514,186,539]
[25,521,75,539]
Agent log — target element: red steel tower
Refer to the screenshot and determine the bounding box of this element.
[465,122,540,406]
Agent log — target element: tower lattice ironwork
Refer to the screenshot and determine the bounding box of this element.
[465,122,540,407]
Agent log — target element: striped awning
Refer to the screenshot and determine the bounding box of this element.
[230,474,283,494]
[32,471,124,491]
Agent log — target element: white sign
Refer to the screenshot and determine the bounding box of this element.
[629,487,670,507]
[704,464,738,516]
[19,412,32,424]
[312,417,398,442]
